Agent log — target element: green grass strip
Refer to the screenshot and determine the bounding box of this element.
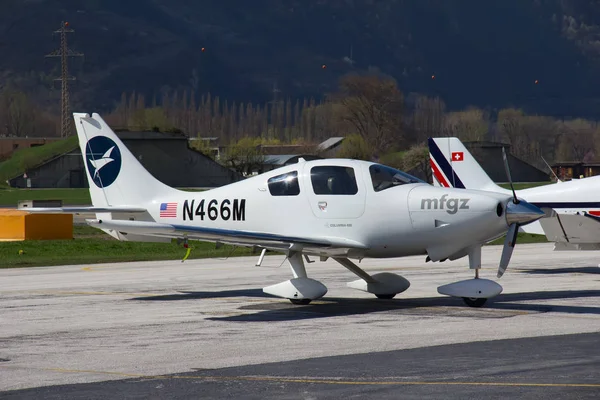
[0,136,79,186]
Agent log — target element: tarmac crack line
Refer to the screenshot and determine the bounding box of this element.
[4,367,599,388]
[172,375,600,388]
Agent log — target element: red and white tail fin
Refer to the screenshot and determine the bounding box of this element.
[428,137,508,193]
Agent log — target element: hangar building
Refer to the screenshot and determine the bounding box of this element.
[9,131,242,189]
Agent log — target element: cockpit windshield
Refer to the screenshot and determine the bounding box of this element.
[369,164,425,192]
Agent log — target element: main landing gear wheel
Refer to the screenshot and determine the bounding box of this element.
[289,298,312,305]
[263,252,328,304]
[462,297,487,308]
[375,294,396,299]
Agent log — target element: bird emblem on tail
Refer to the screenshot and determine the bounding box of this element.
[89,146,116,179]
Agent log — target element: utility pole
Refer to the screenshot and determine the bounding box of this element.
[46,21,83,137]
[269,80,283,141]
[271,80,281,105]
[343,44,355,66]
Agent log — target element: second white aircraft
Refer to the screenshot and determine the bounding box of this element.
[429,137,600,251]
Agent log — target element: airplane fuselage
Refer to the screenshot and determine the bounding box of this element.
[138,159,514,260]
[519,176,600,213]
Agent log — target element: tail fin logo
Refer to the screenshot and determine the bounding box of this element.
[85,136,122,188]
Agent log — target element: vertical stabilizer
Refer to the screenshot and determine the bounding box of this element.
[74,112,181,207]
[428,137,508,193]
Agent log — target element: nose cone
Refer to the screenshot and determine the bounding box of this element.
[505,200,545,226]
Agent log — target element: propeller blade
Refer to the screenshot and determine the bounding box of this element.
[502,147,519,204]
[498,223,519,278]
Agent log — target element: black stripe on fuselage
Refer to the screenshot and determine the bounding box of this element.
[532,202,600,209]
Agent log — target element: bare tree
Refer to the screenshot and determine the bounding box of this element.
[402,144,431,183]
[496,108,560,167]
[497,108,525,144]
[221,137,265,175]
[336,133,373,160]
[312,101,350,142]
[518,116,559,167]
[444,108,488,142]
[335,73,404,156]
[557,118,597,161]
[1,90,34,137]
[412,95,446,142]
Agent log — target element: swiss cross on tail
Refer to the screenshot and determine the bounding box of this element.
[451,152,464,162]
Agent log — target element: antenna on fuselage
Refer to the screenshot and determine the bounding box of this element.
[541,156,561,183]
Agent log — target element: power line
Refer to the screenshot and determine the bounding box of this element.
[45,21,83,137]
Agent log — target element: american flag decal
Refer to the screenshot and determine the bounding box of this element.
[159,202,177,218]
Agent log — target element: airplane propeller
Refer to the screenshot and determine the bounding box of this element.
[498,222,518,278]
[497,147,544,278]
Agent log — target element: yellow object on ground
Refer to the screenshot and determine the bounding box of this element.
[181,246,192,262]
[0,209,73,240]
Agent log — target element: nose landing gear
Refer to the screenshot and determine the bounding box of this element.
[437,246,502,308]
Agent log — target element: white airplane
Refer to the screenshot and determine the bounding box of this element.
[24,113,545,307]
[428,137,600,250]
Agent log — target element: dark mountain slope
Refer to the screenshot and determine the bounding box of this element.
[0,0,598,117]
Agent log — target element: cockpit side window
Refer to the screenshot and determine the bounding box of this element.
[268,171,300,196]
[369,164,424,192]
[310,166,358,195]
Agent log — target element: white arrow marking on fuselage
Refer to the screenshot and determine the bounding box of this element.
[89,146,115,179]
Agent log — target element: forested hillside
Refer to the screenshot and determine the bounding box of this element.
[1,0,600,116]
[2,0,600,170]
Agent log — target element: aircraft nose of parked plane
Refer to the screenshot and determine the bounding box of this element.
[505,200,545,226]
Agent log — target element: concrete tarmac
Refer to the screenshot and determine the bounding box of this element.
[1,243,600,398]
[4,333,599,399]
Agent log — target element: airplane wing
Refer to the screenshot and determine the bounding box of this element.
[536,210,600,250]
[86,219,369,257]
[18,206,148,214]
[19,206,368,255]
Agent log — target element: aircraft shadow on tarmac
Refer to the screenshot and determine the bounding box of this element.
[516,266,600,275]
[129,288,274,301]
[131,288,600,322]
